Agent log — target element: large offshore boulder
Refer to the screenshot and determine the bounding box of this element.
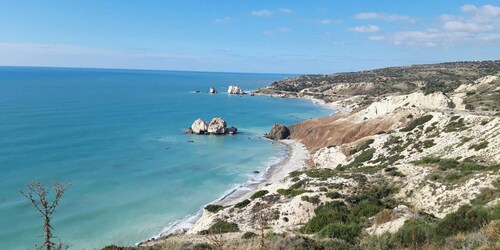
[265,124,290,140]
[227,85,244,94]
[191,118,208,134]
[207,117,227,134]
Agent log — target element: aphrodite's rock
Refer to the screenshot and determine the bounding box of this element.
[207,117,227,134]
[265,124,290,140]
[209,87,217,94]
[191,118,208,134]
[227,85,244,94]
[227,126,238,134]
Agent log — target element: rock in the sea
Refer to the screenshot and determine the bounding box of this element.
[209,87,217,94]
[227,85,244,94]
[191,118,208,134]
[184,128,194,134]
[207,117,227,134]
[227,126,238,134]
[265,124,290,140]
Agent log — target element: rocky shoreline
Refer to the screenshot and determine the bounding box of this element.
[136,68,500,249]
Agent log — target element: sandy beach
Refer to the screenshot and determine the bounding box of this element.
[143,139,309,243]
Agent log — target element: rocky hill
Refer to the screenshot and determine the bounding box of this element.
[258,60,500,112]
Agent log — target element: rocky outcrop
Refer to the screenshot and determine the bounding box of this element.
[209,87,217,94]
[265,124,291,140]
[191,118,208,134]
[227,85,244,95]
[187,117,237,135]
[207,117,227,134]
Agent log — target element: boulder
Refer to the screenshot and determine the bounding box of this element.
[227,126,238,134]
[265,124,290,140]
[209,87,217,94]
[227,85,244,94]
[191,118,208,134]
[207,117,227,134]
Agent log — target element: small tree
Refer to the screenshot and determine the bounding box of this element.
[20,180,70,250]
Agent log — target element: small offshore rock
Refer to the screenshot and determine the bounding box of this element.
[227,126,238,134]
[227,85,245,94]
[184,128,193,134]
[253,171,260,174]
[209,87,217,94]
[265,124,291,140]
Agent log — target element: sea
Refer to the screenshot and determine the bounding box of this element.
[0,67,332,249]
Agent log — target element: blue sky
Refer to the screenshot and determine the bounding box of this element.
[0,0,499,73]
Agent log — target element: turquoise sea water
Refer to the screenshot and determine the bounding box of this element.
[0,67,331,249]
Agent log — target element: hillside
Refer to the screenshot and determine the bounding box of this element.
[257,61,500,112]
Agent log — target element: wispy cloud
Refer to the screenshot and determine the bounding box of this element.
[354,12,415,23]
[263,27,291,36]
[318,19,341,25]
[364,4,500,47]
[350,25,380,33]
[278,8,293,14]
[214,16,231,24]
[251,9,273,17]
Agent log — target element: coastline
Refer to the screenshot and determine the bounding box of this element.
[141,139,309,244]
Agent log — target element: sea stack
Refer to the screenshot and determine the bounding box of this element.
[209,87,217,94]
[227,85,244,95]
[265,124,290,140]
[186,117,237,135]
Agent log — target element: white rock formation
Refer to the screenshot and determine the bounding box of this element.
[313,146,347,168]
[191,118,208,134]
[209,87,217,94]
[207,117,227,134]
[227,85,244,94]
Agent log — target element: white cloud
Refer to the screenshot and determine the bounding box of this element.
[461,4,478,13]
[318,19,340,25]
[364,4,500,47]
[214,16,231,24]
[368,36,385,41]
[354,12,415,23]
[251,9,273,17]
[278,8,293,14]
[350,25,380,33]
[443,21,494,32]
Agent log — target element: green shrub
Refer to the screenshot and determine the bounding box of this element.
[469,141,489,151]
[360,233,396,250]
[423,139,435,148]
[204,204,224,213]
[395,219,434,248]
[317,223,363,243]
[306,168,336,179]
[319,187,328,192]
[208,220,239,234]
[348,199,383,222]
[350,139,375,155]
[436,205,490,238]
[400,115,433,132]
[290,180,306,189]
[350,148,375,166]
[277,188,309,196]
[444,172,461,182]
[192,243,214,250]
[326,192,342,199]
[301,201,350,234]
[242,231,257,239]
[289,170,303,177]
[250,190,268,199]
[234,199,251,209]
